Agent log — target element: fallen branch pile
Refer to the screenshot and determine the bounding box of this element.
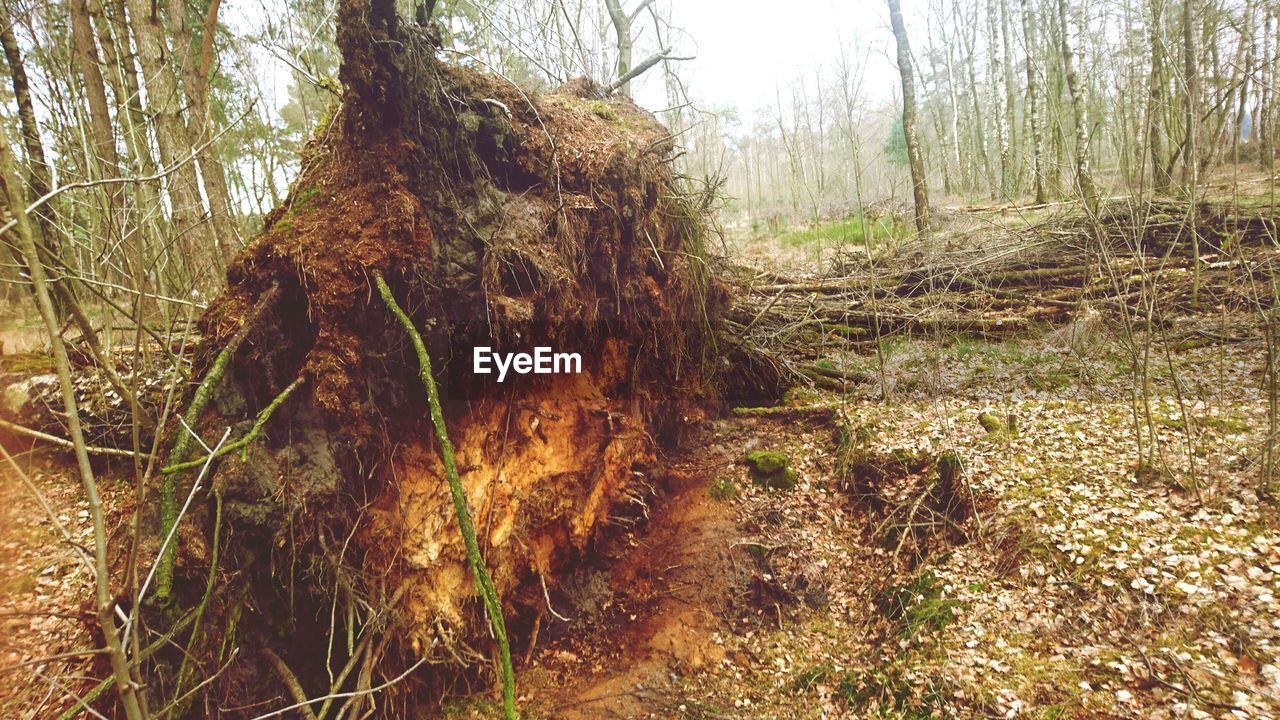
[725,198,1278,388]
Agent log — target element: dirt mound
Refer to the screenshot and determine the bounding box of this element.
[155,0,727,712]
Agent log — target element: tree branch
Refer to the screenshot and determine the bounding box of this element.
[605,48,693,95]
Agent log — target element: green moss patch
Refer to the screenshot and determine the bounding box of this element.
[745,450,799,490]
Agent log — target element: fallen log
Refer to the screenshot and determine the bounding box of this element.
[731,404,841,420]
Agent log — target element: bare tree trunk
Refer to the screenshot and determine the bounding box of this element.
[604,0,633,96]
[0,5,67,318]
[1232,0,1255,164]
[987,0,1010,199]
[1000,0,1019,194]
[99,0,157,177]
[69,0,121,183]
[933,0,966,193]
[1183,0,1201,304]
[124,0,220,289]
[1021,0,1048,203]
[1261,9,1275,170]
[69,0,131,272]
[961,1,991,191]
[1147,0,1173,192]
[888,0,930,232]
[1057,0,1099,210]
[169,0,238,267]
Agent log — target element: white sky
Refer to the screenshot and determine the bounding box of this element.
[631,0,901,124]
[224,0,907,131]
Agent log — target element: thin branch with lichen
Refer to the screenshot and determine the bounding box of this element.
[373,273,516,720]
[161,377,304,474]
[157,284,280,600]
[166,491,224,720]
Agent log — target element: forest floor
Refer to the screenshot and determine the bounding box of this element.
[3,193,1280,719]
[509,194,1280,718]
[0,442,131,719]
[513,333,1279,719]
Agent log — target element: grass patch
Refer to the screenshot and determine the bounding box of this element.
[0,351,54,374]
[777,216,896,248]
[709,477,739,501]
[878,570,965,640]
[836,664,953,718]
[294,184,321,208]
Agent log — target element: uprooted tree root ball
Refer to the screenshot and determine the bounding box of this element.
[145,0,750,713]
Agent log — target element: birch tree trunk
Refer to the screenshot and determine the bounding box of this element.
[1057,0,1099,210]
[999,0,1019,193]
[1021,0,1048,203]
[888,0,931,232]
[987,0,1010,199]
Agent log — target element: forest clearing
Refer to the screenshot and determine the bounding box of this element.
[1,0,1279,717]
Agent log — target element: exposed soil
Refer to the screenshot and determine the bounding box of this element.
[2,9,1279,715]
[5,218,1280,717]
[520,419,750,718]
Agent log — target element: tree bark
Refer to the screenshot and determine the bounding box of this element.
[69,0,130,272]
[987,0,1010,199]
[168,0,238,267]
[1183,0,1201,304]
[124,0,221,288]
[0,125,146,720]
[1021,0,1047,204]
[1261,10,1275,170]
[604,0,633,96]
[888,0,930,232]
[0,4,67,318]
[1147,0,1173,192]
[999,0,1018,193]
[1056,0,1099,211]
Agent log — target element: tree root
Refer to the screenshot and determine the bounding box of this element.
[373,273,516,720]
[167,491,223,720]
[157,284,279,601]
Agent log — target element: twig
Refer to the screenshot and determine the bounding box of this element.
[374,274,517,720]
[0,105,255,239]
[140,428,230,614]
[160,377,304,473]
[262,649,320,720]
[157,284,280,600]
[605,48,694,95]
[248,657,428,720]
[1135,645,1244,712]
[0,418,140,459]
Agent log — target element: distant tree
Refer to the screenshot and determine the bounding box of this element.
[884,116,909,166]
